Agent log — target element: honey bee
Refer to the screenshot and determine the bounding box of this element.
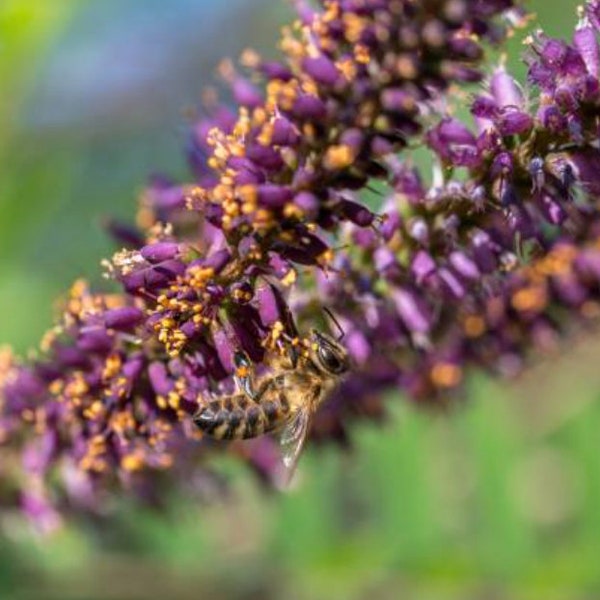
[192,328,349,482]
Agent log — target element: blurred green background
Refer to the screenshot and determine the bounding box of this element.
[2,1,600,599]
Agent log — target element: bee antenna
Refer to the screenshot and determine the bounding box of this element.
[323,307,345,341]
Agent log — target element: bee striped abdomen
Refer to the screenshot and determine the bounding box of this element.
[193,391,291,440]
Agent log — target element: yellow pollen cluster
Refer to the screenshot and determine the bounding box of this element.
[430,363,463,389]
[354,44,371,65]
[79,435,108,473]
[324,144,356,170]
[157,294,186,314]
[266,78,299,112]
[135,205,157,231]
[283,203,304,220]
[102,354,123,382]
[40,327,62,354]
[69,279,90,304]
[147,222,174,244]
[188,266,215,290]
[263,320,287,352]
[239,48,261,69]
[48,379,64,396]
[238,184,258,216]
[336,58,358,81]
[83,401,105,421]
[64,279,108,320]
[511,285,548,313]
[281,268,297,286]
[185,185,209,211]
[342,12,367,44]
[110,410,137,435]
[155,319,187,358]
[510,244,582,313]
[311,3,341,51]
[64,372,89,403]
[257,120,277,146]
[251,208,276,233]
[232,288,253,303]
[531,244,577,278]
[317,248,335,267]
[168,390,182,410]
[108,376,129,400]
[235,365,250,379]
[121,452,145,473]
[463,315,486,338]
[207,126,246,171]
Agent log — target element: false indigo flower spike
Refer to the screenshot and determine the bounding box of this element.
[19,0,600,526]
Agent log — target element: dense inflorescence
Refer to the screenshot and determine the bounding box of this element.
[5,0,600,526]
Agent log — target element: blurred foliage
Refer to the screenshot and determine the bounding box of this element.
[0,0,82,353]
[2,1,600,599]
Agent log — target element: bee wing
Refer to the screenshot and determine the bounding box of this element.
[277,405,313,487]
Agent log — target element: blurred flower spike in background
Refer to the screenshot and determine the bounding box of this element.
[4,0,600,528]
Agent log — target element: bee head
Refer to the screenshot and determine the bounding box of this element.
[308,329,349,377]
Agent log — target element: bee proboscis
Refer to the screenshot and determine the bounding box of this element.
[192,329,349,483]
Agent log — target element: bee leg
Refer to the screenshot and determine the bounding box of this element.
[233,350,257,401]
[276,336,299,369]
[287,345,299,370]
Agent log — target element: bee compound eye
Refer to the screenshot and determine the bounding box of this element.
[318,344,344,374]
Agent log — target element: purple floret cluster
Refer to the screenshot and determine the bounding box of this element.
[3,0,600,527]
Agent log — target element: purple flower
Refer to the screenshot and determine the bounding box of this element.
[13,0,600,526]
